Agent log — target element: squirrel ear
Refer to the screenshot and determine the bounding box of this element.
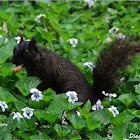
[20,34,24,41]
[29,37,36,48]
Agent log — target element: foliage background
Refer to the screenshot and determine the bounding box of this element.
[0,0,140,139]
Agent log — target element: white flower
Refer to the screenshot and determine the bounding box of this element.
[0,27,2,30]
[0,123,8,127]
[67,38,78,47]
[84,0,94,8]
[106,36,112,42]
[109,27,119,34]
[120,77,125,83]
[34,14,46,23]
[108,106,119,117]
[0,35,8,43]
[88,0,94,8]
[83,62,95,71]
[76,111,81,118]
[102,91,117,101]
[92,99,104,110]
[118,33,126,40]
[21,107,34,119]
[66,91,78,104]
[13,112,23,121]
[30,88,43,102]
[0,101,8,112]
[107,134,114,140]
[14,36,23,44]
[4,38,8,43]
[62,116,68,125]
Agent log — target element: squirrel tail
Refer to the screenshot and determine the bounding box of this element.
[93,39,140,100]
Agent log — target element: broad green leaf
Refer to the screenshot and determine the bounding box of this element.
[31,132,52,140]
[86,118,103,131]
[110,111,135,125]
[133,110,140,119]
[54,124,71,137]
[78,100,91,119]
[44,98,65,124]
[111,123,128,140]
[86,132,108,140]
[67,112,86,130]
[68,134,82,140]
[135,84,140,94]
[118,93,136,106]
[16,77,41,96]
[36,27,54,43]
[67,101,83,110]
[0,91,17,103]
[0,115,7,121]
[90,110,110,125]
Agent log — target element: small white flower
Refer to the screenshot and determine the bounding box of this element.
[102,91,117,101]
[21,107,34,119]
[76,111,81,118]
[0,35,2,38]
[109,27,119,34]
[4,38,8,43]
[0,27,2,30]
[120,77,125,83]
[106,36,112,42]
[14,36,23,44]
[66,91,78,104]
[108,106,119,117]
[13,112,23,121]
[83,62,95,71]
[0,101,8,112]
[62,116,68,125]
[118,33,125,40]
[30,88,43,102]
[88,0,94,8]
[107,134,114,140]
[67,38,78,47]
[84,0,94,8]
[92,99,104,110]
[0,123,8,127]
[34,14,46,23]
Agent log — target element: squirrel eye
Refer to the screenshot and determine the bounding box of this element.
[23,49,29,55]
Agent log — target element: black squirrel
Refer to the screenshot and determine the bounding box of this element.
[12,36,140,104]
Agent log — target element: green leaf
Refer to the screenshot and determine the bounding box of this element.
[133,110,140,119]
[16,77,41,96]
[0,115,7,121]
[67,101,83,110]
[0,91,17,103]
[118,93,136,106]
[110,111,135,125]
[86,118,103,131]
[90,110,110,125]
[86,132,108,140]
[54,124,71,138]
[78,100,91,119]
[67,112,86,130]
[36,27,54,43]
[135,84,140,94]
[44,98,65,124]
[111,123,128,140]
[68,134,82,140]
[31,132,52,140]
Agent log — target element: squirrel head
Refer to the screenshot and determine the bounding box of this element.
[12,35,38,66]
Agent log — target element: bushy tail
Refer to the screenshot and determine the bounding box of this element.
[93,40,140,100]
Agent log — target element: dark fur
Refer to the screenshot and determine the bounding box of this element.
[12,37,140,104]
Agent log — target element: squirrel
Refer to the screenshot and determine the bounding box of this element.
[12,35,140,105]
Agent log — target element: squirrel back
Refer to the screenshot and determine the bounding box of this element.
[12,36,140,104]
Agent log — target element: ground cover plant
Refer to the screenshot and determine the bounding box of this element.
[0,0,140,139]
